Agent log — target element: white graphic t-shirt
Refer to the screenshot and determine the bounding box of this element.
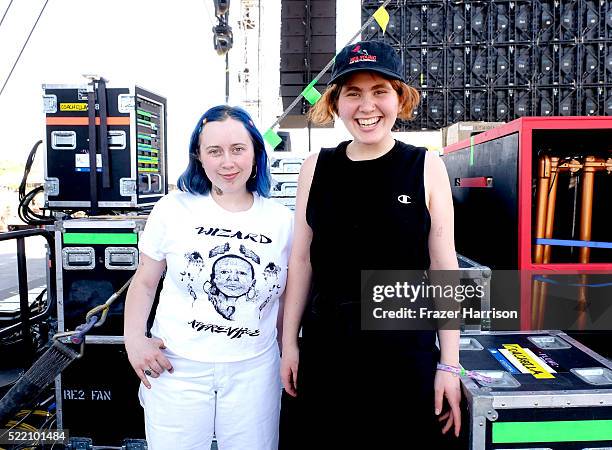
[139,190,293,362]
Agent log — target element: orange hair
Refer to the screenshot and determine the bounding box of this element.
[308,78,420,125]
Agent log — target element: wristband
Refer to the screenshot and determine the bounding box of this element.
[436,363,493,383]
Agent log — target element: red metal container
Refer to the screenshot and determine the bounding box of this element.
[442,116,612,331]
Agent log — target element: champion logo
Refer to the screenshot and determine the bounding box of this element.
[397,194,412,204]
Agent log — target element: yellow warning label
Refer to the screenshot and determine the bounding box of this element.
[502,344,555,379]
[60,103,88,111]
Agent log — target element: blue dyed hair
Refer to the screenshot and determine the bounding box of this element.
[177,105,271,197]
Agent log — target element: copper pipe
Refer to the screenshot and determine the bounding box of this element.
[537,280,548,330]
[531,155,552,329]
[575,156,607,330]
[558,159,584,173]
[532,156,611,330]
[543,157,560,263]
[534,157,583,328]
[578,157,612,327]
[533,155,551,264]
[534,158,585,328]
[579,156,597,264]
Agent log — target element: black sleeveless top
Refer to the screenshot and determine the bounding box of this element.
[304,140,436,355]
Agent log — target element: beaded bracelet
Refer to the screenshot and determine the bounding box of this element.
[436,363,493,383]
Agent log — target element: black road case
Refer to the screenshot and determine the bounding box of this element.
[53,217,147,446]
[43,80,167,212]
[55,338,145,446]
[460,330,612,449]
[54,218,145,337]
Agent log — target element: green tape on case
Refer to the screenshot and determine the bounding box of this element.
[492,420,612,443]
[469,136,475,166]
[63,233,137,245]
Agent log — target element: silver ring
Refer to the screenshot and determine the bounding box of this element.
[144,369,152,376]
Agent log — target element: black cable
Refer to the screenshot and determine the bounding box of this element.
[19,141,42,200]
[17,140,55,225]
[547,169,558,196]
[18,187,40,223]
[0,0,50,99]
[0,0,14,30]
[19,186,52,224]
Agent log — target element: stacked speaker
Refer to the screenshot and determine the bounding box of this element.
[361,0,612,130]
[280,0,336,127]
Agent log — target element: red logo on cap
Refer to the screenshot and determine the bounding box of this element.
[351,45,369,57]
[349,45,377,64]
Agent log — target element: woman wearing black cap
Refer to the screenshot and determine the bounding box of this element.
[280,40,462,447]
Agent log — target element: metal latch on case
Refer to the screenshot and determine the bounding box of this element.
[105,247,138,270]
[139,173,152,194]
[45,178,60,196]
[110,252,135,265]
[68,253,93,266]
[120,178,137,196]
[149,173,162,194]
[62,247,95,270]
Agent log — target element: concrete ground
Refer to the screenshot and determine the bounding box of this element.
[0,235,48,303]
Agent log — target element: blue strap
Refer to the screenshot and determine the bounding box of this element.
[70,315,99,344]
[533,275,612,288]
[535,238,612,249]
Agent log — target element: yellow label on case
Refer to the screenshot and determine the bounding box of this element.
[500,344,556,379]
[60,103,88,111]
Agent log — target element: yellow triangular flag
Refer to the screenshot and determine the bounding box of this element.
[373,6,390,34]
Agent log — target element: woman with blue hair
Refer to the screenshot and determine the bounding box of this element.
[125,105,293,450]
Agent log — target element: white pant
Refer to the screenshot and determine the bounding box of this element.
[139,344,281,450]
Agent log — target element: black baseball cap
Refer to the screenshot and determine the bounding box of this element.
[329,40,406,85]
